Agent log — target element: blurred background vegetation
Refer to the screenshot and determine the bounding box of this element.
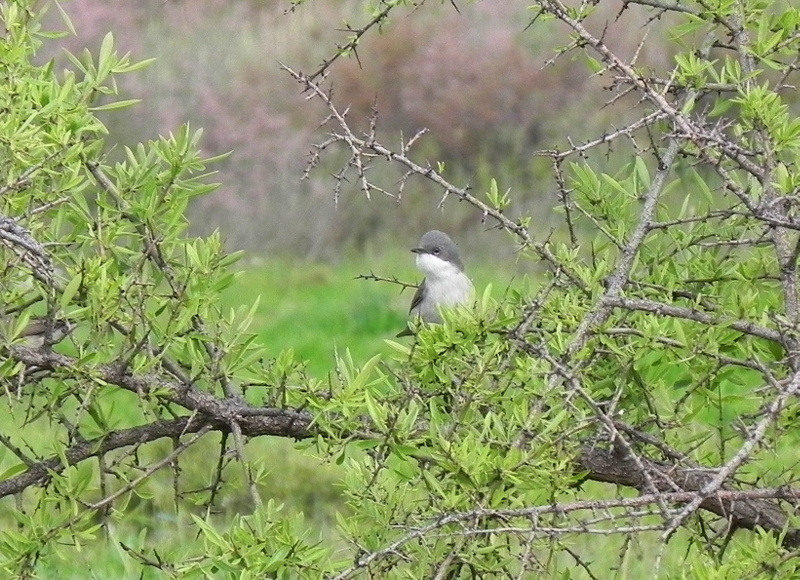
[41,0,679,260]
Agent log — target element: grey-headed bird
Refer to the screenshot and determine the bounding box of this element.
[398,230,474,337]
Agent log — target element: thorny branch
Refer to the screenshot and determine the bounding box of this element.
[0,214,54,285]
[329,485,800,580]
[86,159,264,506]
[278,0,800,572]
[281,63,591,293]
[282,65,532,244]
[354,272,419,291]
[4,341,798,547]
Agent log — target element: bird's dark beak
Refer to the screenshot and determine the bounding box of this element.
[411,247,424,254]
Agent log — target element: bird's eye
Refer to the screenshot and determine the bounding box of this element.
[433,247,440,254]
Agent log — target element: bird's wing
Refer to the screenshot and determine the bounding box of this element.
[396,280,427,337]
[408,279,427,313]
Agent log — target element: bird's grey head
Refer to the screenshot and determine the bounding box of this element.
[411,230,464,271]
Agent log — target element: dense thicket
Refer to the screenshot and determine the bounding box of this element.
[2,0,800,578]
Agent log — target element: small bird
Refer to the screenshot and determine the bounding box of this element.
[398,230,474,337]
[9,317,73,348]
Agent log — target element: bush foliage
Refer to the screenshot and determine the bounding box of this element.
[2,0,800,578]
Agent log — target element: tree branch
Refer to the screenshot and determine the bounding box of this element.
[0,411,313,499]
[5,342,798,551]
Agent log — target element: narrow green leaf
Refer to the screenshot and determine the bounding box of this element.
[348,354,382,393]
[90,99,141,111]
[60,273,83,309]
[0,463,28,481]
[99,32,114,72]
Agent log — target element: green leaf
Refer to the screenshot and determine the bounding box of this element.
[384,339,411,355]
[115,57,157,73]
[60,273,83,309]
[54,0,77,36]
[586,55,604,73]
[348,354,382,393]
[0,463,28,480]
[634,156,651,190]
[364,391,387,431]
[98,32,115,79]
[90,99,141,111]
[191,514,228,550]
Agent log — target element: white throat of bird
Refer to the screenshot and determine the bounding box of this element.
[416,252,463,280]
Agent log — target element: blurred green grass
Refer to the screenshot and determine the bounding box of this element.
[224,259,402,376]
